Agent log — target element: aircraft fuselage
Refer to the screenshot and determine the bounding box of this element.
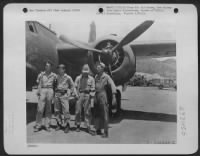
[26,21,59,89]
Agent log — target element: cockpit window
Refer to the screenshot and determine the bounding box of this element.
[29,25,34,32]
[28,22,37,33]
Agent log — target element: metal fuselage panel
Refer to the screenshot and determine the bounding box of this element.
[26,21,88,89]
[26,21,59,88]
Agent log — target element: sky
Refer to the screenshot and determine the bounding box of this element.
[42,19,176,43]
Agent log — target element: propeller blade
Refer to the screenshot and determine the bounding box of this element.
[112,20,154,52]
[98,55,101,62]
[59,35,102,53]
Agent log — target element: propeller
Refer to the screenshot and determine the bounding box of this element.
[59,35,102,53]
[111,20,154,52]
[60,20,154,75]
[60,20,154,54]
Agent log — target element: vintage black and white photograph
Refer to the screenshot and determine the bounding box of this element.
[26,13,177,144]
[4,3,198,154]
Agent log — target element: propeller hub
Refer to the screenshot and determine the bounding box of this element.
[92,39,124,70]
[101,42,116,65]
[101,49,113,65]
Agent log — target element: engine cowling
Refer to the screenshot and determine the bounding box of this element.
[88,37,136,86]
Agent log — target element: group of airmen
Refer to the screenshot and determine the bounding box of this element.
[34,61,117,138]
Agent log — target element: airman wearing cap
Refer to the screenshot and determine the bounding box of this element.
[94,62,117,138]
[74,64,95,135]
[54,64,75,133]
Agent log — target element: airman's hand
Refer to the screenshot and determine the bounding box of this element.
[36,90,41,97]
[67,89,71,96]
[90,98,94,108]
[75,92,79,99]
[63,93,70,99]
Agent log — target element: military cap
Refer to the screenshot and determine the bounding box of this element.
[82,64,90,73]
[44,60,53,66]
[57,64,66,69]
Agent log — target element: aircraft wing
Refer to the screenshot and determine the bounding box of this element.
[130,40,176,58]
[57,41,88,52]
[56,41,92,67]
[56,42,89,60]
[56,41,91,79]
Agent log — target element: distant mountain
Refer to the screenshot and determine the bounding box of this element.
[162,58,176,69]
[136,58,176,78]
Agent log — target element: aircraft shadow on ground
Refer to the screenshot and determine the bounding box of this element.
[110,109,177,124]
[27,103,176,124]
[159,88,177,91]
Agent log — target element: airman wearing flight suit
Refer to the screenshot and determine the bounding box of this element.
[34,61,57,132]
[54,64,75,133]
[74,64,95,135]
[94,62,117,138]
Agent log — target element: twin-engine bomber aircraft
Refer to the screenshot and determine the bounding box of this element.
[26,20,176,116]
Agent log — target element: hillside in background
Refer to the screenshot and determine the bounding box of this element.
[136,58,176,78]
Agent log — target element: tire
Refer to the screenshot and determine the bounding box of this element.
[113,89,121,117]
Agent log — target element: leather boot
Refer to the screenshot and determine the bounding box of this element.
[76,125,80,132]
[34,125,42,132]
[87,127,95,136]
[45,126,51,132]
[55,125,61,131]
[102,130,108,138]
[64,123,70,133]
[96,129,102,135]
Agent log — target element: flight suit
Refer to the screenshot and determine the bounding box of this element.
[35,71,57,129]
[54,74,75,127]
[74,74,95,128]
[94,72,117,132]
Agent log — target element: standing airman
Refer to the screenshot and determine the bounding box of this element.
[74,64,95,135]
[94,62,117,138]
[54,64,75,133]
[34,61,57,132]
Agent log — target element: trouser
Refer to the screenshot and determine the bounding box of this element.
[75,93,91,128]
[54,93,70,127]
[94,91,109,132]
[35,88,54,128]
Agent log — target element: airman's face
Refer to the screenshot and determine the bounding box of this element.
[58,67,65,75]
[45,63,51,72]
[82,72,89,77]
[97,65,103,74]
[82,64,90,76]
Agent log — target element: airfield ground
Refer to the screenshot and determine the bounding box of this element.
[27,86,177,144]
